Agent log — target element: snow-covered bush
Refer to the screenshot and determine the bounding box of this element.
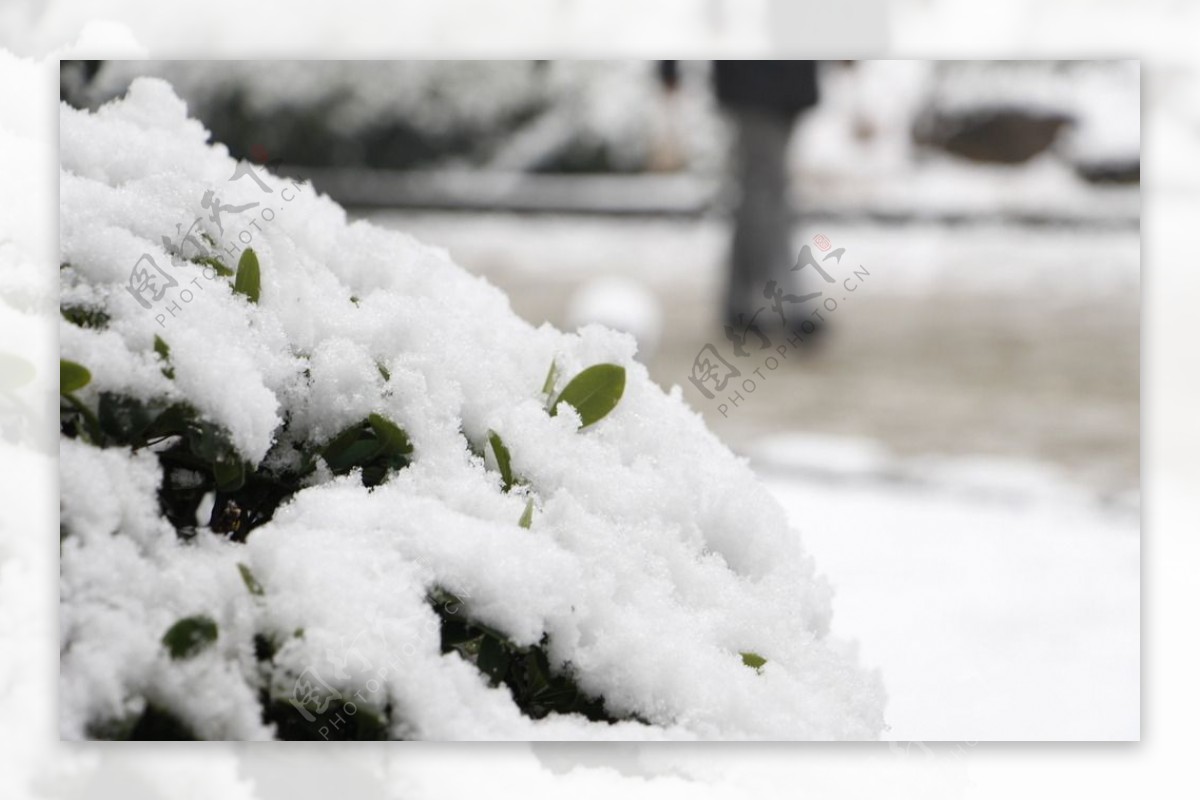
[59,78,884,740]
[92,61,724,174]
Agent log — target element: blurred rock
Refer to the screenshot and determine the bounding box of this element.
[915,107,1073,164]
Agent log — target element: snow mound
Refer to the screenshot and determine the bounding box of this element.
[59,78,884,740]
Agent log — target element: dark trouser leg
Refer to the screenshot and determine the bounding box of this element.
[728,107,795,326]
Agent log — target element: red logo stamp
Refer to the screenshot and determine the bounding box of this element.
[813,234,831,252]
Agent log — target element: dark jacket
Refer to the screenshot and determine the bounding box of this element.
[712,61,819,118]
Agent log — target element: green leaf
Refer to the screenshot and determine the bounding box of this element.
[518,498,534,529]
[196,255,233,277]
[142,402,196,442]
[487,429,514,492]
[320,423,368,472]
[740,651,767,673]
[320,418,412,486]
[525,649,552,693]
[550,364,625,428]
[153,335,175,379]
[541,359,558,399]
[213,455,245,492]
[233,248,261,303]
[61,305,111,329]
[476,634,511,685]
[97,393,158,445]
[60,359,91,394]
[237,563,264,596]
[162,615,218,659]
[367,413,412,457]
[336,438,384,470]
[186,419,235,463]
[60,392,103,444]
[377,363,390,382]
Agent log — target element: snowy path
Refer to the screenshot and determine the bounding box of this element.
[364,210,1139,497]
[762,446,1139,741]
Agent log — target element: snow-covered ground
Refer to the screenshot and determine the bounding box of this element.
[756,437,1138,741]
[364,210,1140,498]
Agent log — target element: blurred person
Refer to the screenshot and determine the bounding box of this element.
[660,61,820,332]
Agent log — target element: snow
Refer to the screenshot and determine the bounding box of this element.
[752,435,1139,740]
[89,60,726,175]
[83,60,1140,231]
[364,210,1139,301]
[565,276,665,360]
[58,78,884,740]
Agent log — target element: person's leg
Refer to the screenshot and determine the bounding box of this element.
[728,107,794,327]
